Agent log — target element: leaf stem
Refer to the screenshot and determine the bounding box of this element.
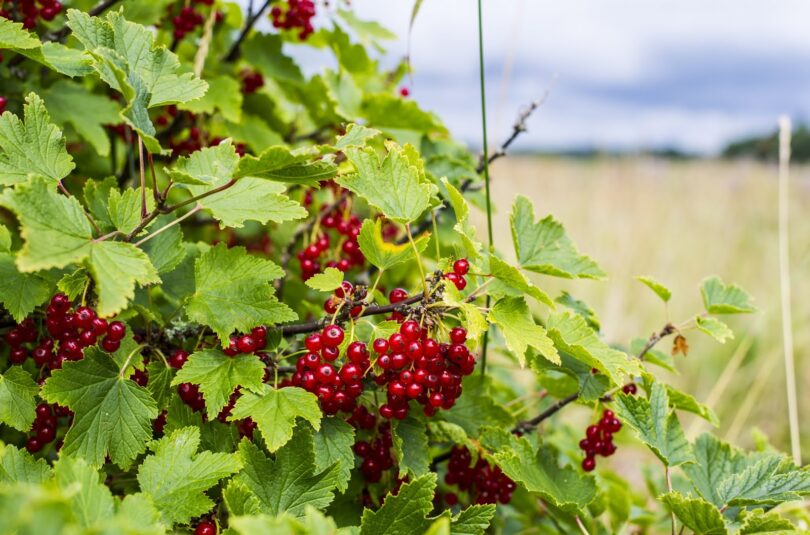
[162,178,236,213]
[666,466,676,535]
[134,204,202,247]
[138,137,148,218]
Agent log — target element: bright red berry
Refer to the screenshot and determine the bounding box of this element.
[453,258,470,276]
[322,325,344,347]
[236,335,257,354]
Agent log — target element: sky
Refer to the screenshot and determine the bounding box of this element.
[261,1,810,154]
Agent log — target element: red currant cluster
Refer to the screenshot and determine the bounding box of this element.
[323,281,364,317]
[622,382,638,395]
[297,210,365,280]
[240,69,264,94]
[194,520,217,535]
[290,324,367,415]
[25,402,70,454]
[579,409,622,472]
[444,446,516,505]
[444,258,470,291]
[372,321,474,419]
[353,422,395,483]
[4,294,126,371]
[0,0,62,29]
[270,0,316,40]
[167,0,220,41]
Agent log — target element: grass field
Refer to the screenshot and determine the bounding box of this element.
[476,156,810,456]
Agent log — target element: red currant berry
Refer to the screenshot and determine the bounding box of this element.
[236,335,257,354]
[106,321,126,341]
[322,325,344,347]
[195,521,217,535]
[305,333,322,352]
[389,288,408,303]
[453,258,470,276]
[449,327,467,344]
[101,336,120,353]
[399,320,421,342]
[372,338,389,354]
[169,350,189,369]
[582,457,596,472]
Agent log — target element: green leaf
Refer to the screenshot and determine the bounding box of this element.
[392,415,430,478]
[57,269,90,301]
[236,145,336,185]
[0,178,159,315]
[488,296,559,366]
[88,240,160,316]
[0,92,75,184]
[180,75,243,123]
[235,428,339,517]
[362,93,445,138]
[696,315,734,343]
[192,177,307,229]
[0,18,91,76]
[168,140,240,186]
[716,455,810,507]
[555,291,601,331]
[635,275,672,302]
[53,457,115,528]
[0,17,40,49]
[488,255,554,307]
[492,438,596,514]
[659,492,728,535]
[40,351,158,468]
[0,444,50,484]
[137,426,242,525]
[441,178,482,260]
[339,143,434,224]
[444,376,515,435]
[0,253,52,322]
[171,349,265,419]
[229,385,322,452]
[684,433,755,507]
[223,480,262,517]
[42,81,120,157]
[140,214,186,274]
[187,244,297,344]
[243,33,304,83]
[312,417,355,493]
[107,187,154,234]
[701,276,756,314]
[450,505,497,535]
[738,508,797,534]
[546,312,642,385]
[360,473,436,535]
[612,383,693,466]
[664,383,720,427]
[145,361,173,411]
[0,367,37,433]
[306,266,344,292]
[335,123,381,150]
[357,219,428,271]
[510,195,604,279]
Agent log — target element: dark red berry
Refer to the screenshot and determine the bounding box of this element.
[236,335,257,354]
[106,321,126,341]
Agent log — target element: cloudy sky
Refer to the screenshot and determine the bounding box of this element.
[274,1,810,154]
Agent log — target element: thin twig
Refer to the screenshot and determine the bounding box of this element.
[138,137,148,218]
[223,0,274,62]
[134,204,202,247]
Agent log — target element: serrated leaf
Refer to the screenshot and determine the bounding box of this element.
[684,433,756,507]
[145,361,173,411]
[41,351,158,468]
[235,427,339,517]
[53,457,115,528]
[107,187,154,234]
[696,315,734,343]
[223,480,262,517]
[488,296,559,366]
[510,195,604,279]
[613,383,693,466]
[664,383,719,427]
[42,81,120,157]
[636,275,672,302]
[392,415,430,478]
[339,144,433,224]
[312,417,355,493]
[140,214,186,274]
[1,178,158,315]
[738,508,796,533]
[442,178,482,260]
[546,312,642,385]
[360,473,436,535]
[0,444,50,484]
[659,492,728,535]
[701,276,756,314]
[0,253,52,322]
[137,426,242,525]
[716,455,810,507]
[180,75,243,123]
[235,145,336,185]
[306,267,344,292]
[0,92,75,184]
[335,123,381,149]
[57,269,90,301]
[0,17,40,49]
[451,505,496,535]
[229,385,321,452]
[168,140,240,186]
[488,255,554,307]
[187,244,297,344]
[492,438,596,514]
[192,177,307,229]
[88,240,159,316]
[0,18,91,76]
[555,291,601,331]
[172,349,265,419]
[357,218,427,271]
[0,367,37,433]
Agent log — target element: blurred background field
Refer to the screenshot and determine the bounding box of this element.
[470,155,810,456]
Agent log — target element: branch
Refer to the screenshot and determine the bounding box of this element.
[223,0,274,63]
